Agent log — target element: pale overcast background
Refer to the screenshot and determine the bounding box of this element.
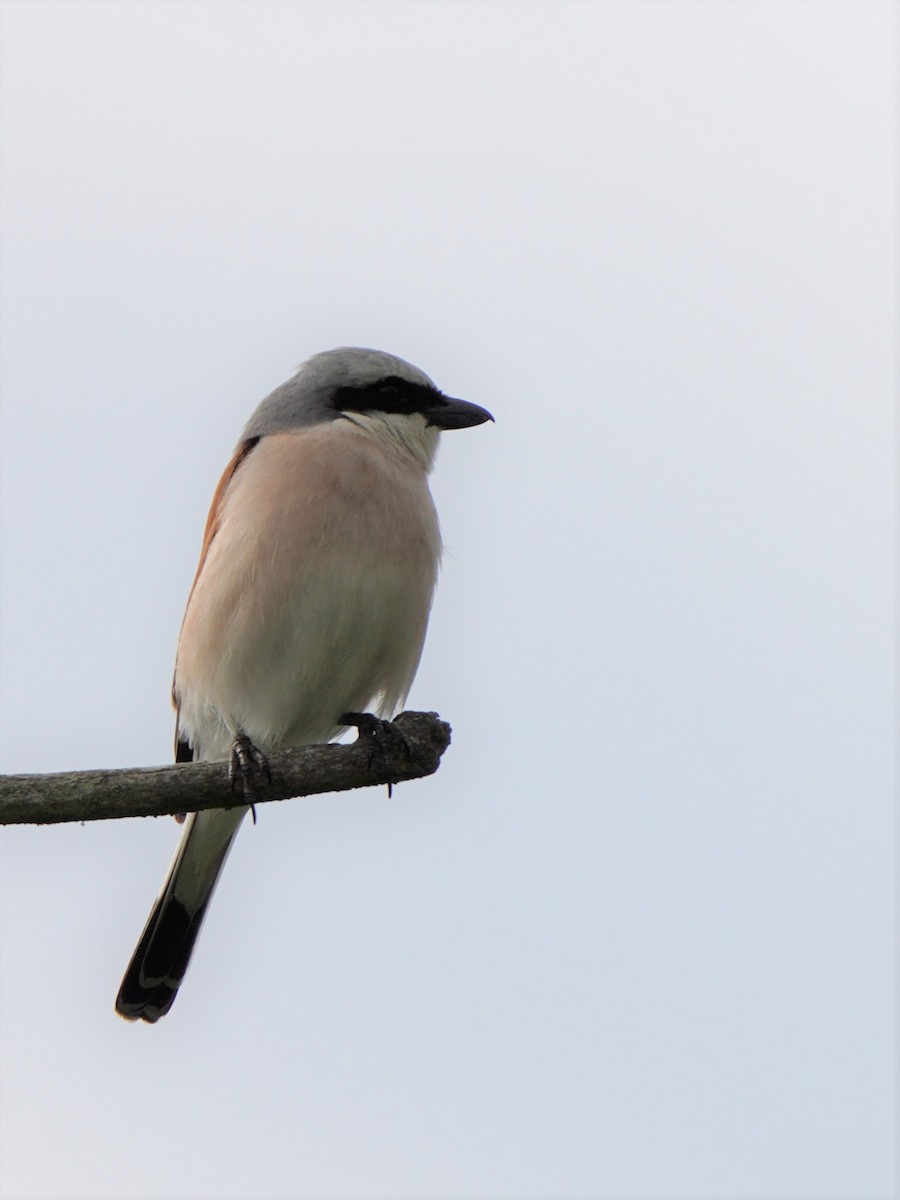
[0,3,895,1198]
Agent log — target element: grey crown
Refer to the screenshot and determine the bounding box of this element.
[242,347,438,439]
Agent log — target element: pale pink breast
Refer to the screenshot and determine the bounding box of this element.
[173,422,442,758]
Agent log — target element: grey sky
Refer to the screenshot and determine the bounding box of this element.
[0,2,895,1198]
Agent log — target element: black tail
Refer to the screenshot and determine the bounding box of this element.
[115,806,247,1023]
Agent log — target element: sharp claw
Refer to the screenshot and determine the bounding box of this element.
[229,733,271,814]
[340,712,410,795]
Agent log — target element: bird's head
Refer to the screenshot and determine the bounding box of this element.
[243,347,493,470]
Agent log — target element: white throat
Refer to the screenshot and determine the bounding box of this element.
[342,410,440,473]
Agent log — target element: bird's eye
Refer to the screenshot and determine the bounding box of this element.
[379,384,399,400]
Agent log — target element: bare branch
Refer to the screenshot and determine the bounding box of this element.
[0,711,451,827]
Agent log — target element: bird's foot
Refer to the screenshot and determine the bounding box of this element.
[341,712,410,798]
[229,732,272,824]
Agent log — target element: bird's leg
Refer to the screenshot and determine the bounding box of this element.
[229,732,272,825]
[341,712,411,798]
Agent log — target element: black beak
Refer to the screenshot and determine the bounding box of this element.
[425,395,495,430]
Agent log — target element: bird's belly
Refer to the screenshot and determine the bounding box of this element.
[173,427,441,760]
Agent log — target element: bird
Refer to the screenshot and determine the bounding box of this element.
[115,347,493,1023]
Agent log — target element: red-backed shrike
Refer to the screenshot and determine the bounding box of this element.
[115,347,492,1022]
